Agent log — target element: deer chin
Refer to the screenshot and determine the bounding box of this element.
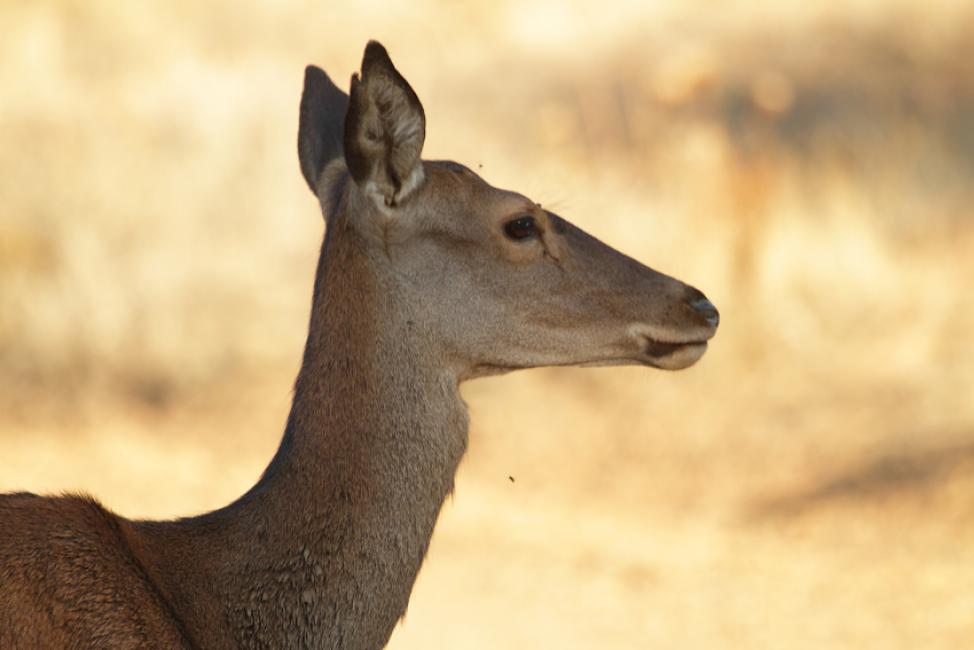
[640,338,709,370]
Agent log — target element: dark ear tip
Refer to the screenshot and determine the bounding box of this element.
[362,40,394,74]
[364,40,389,58]
[303,65,326,88]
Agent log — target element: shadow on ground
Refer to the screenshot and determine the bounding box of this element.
[749,435,974,520]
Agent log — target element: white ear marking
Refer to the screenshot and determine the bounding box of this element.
[396,164,425,202]
[361,164,425,215]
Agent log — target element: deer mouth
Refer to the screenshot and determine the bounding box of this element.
[641,336,709,370]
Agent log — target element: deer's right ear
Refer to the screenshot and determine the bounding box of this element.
[298,65,350,195]
[344,41,426,209]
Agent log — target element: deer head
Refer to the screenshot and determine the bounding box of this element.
[298,41,718,380]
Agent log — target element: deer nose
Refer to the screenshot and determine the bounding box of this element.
[685,287,719,329]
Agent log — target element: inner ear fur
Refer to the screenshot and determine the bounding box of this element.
[344,41,426,208]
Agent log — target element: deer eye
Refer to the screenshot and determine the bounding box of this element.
[503,215,539,241]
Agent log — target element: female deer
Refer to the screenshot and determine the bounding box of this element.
[0,42,718,649]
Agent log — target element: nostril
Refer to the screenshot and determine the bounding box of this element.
[688,295,720,329]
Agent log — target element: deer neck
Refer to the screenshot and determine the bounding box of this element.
[136,217,469,649]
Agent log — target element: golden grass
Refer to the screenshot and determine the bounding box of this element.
[2,1,973,647]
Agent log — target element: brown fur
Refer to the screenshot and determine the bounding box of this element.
[0,41,718,649]
[0,493,192,648]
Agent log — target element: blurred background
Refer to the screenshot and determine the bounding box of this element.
[2,0,973,647]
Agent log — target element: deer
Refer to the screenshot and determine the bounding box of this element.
[0,41,719,649]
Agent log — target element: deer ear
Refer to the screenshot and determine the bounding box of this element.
[344,41,426,208]
[298,65,350,195]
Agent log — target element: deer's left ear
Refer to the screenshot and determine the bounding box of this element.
[298,65,349,196]
[344,41,426,209]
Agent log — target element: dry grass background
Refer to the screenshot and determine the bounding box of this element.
[2,1,974,647]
